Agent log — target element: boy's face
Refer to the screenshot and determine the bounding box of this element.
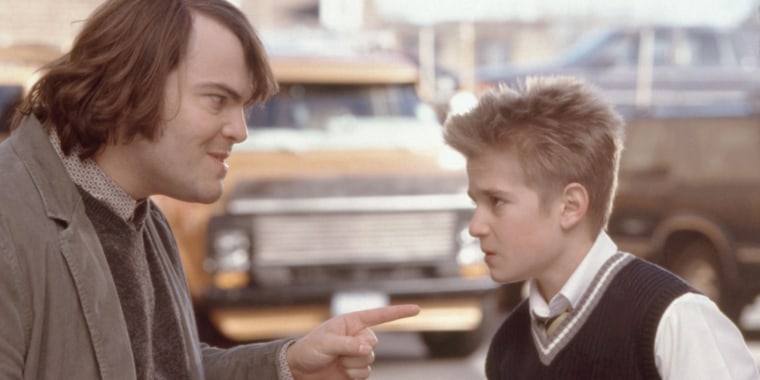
[466,149,565,284]
[104,13,252,202]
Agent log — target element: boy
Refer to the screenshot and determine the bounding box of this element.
[443,76,758,379]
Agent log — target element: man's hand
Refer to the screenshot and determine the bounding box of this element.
[286,304,420,380]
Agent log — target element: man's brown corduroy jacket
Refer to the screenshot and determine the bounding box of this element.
[0,116,286,379]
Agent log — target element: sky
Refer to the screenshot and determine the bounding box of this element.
[373,0,758,27]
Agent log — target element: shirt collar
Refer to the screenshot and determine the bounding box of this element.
[529,231,617,318]
[49,130,144,224]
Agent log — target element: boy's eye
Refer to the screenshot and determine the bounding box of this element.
[491,197,504,207]
[207,94,226,108]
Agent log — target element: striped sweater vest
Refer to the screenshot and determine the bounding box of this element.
[485,253,696,380]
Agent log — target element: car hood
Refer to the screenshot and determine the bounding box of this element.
[236,117,446,153]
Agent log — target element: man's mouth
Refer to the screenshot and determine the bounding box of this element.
[208,151,231,172]
[208,151,230,161]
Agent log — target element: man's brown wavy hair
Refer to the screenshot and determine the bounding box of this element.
[14,0,278,159]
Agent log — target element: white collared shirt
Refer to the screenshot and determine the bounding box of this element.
[528,231,759,380]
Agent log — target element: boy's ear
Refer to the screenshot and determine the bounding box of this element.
[559,182,589,230]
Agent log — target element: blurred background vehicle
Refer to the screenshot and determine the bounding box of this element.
[154,36,499,358]
[0,43,61,141]
[475,25,760,111]
[609,103,760,322]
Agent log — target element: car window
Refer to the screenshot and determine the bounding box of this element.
[579,29,671,68]
[592,32,639,67]
[730,29,758,69]
[651,30,672,66]
[246,83,421,130]
[555,29,618,67]
[678,30,721,67]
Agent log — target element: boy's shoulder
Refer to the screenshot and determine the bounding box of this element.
[590,252,697,300]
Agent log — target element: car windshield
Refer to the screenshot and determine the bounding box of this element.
[553,28,618,67]
[246,83,423,130]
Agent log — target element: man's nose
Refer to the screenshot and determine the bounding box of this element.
[224,110,248,143]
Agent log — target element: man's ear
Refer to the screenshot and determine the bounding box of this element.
[559,182,589,230]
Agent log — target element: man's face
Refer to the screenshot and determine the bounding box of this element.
[110,13,252,203]
[466,150,565,284]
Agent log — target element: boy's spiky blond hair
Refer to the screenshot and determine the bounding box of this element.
[444,76,625,234]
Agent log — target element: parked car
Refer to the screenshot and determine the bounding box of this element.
[609,107,760,322]
[155,44,499,358]
[476,25,760,111]
[479,26,760,324]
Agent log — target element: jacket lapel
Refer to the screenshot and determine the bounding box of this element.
[145,214,204,380]
[13,117,137,379]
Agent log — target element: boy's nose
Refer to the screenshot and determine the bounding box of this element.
[468,211,488,238]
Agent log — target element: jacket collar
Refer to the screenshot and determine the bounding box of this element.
[11,116,83,225]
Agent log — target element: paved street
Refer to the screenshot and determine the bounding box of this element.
[372,331,487,379]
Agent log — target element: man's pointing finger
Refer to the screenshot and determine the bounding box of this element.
[346,304,420,334]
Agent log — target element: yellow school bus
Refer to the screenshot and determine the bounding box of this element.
[155,46,498,357]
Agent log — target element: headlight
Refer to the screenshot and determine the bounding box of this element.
[456,226,489,278]
[209,229,251,272]
[456,226,481,266]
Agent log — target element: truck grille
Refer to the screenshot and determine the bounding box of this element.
[252,211,458,265]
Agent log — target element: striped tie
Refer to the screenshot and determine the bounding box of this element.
[544,309,571,336]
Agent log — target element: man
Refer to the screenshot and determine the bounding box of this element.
[0,0,418,379]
